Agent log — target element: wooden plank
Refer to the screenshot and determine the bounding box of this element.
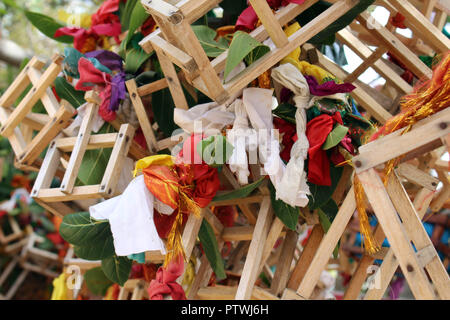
[270,229,298,296]
[222,226,254,242]
[354,108,450,172]
[389,0,450,53]
[19,101,75,165]
[172,19,227,102]
[287,224,324,290]
[296,188,356,298]
[396,163,440,190]
[126,79,158,152]
[27,67,60,117]
[0,57,63,137]
[141,0,183,24]
[219,0,357,100]
[357,12,432,80]
[31,138,62,196]
[257,217,285,276]
[312,46,392,124]
[149,35,197,73]
[35,185,103,202]
[60,102,98,194]
[99,124,135,197]
[249,0,289,48]
[235,196,273,300]
[345,46,386,83]
[358,168,436,299]
[336,28,413,94]
[55,133,117,152]
[209,194,265,207]
[0,57,45,112]
[154,45,189,110]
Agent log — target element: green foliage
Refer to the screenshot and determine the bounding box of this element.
[54,77,86,108]
[307,164,343,210]
[125,47,152,74]
[269,182,299,231]
[197,135,234,167]
[272,103,297,124]
[84,267,113,296]
[224,31,270,81]
[322,124,348,150]
[77,123,115,186]
[101,255,132,286]
[317,199,340,258]
[192,25,229,58]
[198,220,226,280]
[24,11,73,43]
[212,177,265,202]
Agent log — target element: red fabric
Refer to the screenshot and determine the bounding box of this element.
[154,209,187,239]
[46,232,65,246]
[273,117,296,162]
[390,12,406,29]
[99,84,116,121]
[306,112,343,186]
[141,16,157,37]
[148,254,186,300]
[75,58,111,91]
[236,0,306,31]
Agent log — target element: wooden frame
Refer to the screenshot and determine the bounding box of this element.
[0,215,26,247]
[125,78,187,154]
[139,0,359,105]
[0,257,29,300]
[291,108,450,300]
[31,92,135,203]
[0,55,75,166]
[19,232,61,278]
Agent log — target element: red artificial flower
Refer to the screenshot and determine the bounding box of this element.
[192,164,220,208]
[177,133,204,165]
[54,0,122,53]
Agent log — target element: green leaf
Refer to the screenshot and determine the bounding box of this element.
[198,220,226,280]
[101,255,132,286]
[317,199,339,258]
[77,123,115,186]
[54,77,86,108]
[322,124,348,150]
[125,47,152,74]
[197,135,234,167]
[84,267,114,296]
[120,0,138,31]
[212,177,265,202]
[192,25,229,58]
[59,211,113,247]
[224,31,270,81]
[307,164,343,210]
[24,11,73,44]
[268,182,299,231]
[120,1,149,57]
[272,103,297,124]
[73,237,115,261]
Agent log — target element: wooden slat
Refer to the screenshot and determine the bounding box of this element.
[358,168,436,299]
[60,102,98,194]
[297,187,356,298]
[126,79,158,152]
[235,196,273,300]
[55,133,117,152]
[35,185,103,202]
[0,57,63,137]
[99,124,135,197]
[249,0,289,48]
[149,35,197,73]
[389,0,450,53]
[357,12,432,80]
[353,108,450,172]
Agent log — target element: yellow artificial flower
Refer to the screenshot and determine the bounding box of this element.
[58,10,92,29]
[51,273,68,300]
